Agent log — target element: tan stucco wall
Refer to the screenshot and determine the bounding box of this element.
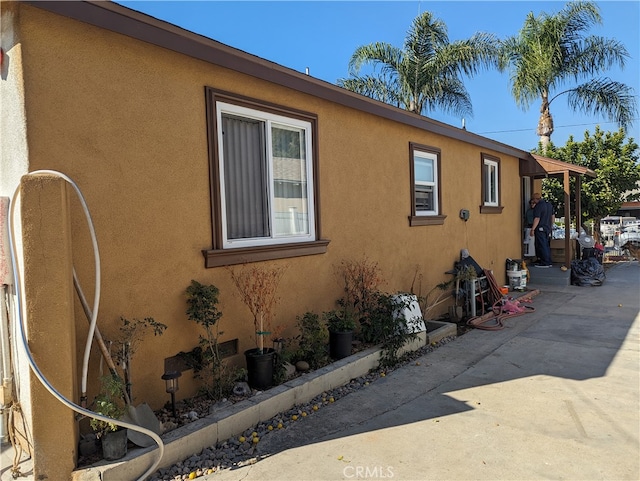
[0,2,30,197]
[13,3,523,421]
[21,175,78,478]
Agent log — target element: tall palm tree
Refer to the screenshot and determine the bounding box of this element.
[337,11,499,119]
[499,1,637,151]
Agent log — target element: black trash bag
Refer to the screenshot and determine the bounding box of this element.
[570,257,606,286]
[581,247,604,264]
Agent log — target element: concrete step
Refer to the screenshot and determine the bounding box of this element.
[526,263,571,286]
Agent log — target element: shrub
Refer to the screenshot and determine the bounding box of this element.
[359,292,418,369]
[185,280,236,400]
[292,312,329,369]
[335,257,384,330]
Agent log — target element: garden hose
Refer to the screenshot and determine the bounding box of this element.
[9,170,164,480]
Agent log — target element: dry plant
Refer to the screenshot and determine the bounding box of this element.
[270,323,285,341]
[335,256,384,321]
[227,263,287,353]
[410,265,456,321]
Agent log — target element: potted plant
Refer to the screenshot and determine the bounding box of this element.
[228,263,287,390]
[90,375,128,461]
[324,305,356,360]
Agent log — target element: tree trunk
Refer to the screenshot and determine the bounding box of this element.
[408,97,418,114]
[593,217,602,244]
[537,94,554,152]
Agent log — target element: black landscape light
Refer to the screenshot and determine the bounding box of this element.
[161,370,181,418]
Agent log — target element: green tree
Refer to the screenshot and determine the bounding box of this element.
[499,1,637,151]
[337,11,499,118]
[535,127,640,241]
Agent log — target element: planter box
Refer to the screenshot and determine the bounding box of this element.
[72,320,457,481]
[426,320,457,344]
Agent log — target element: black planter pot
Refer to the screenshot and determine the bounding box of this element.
[329,330,353,360]
[101,428,128,461]
[244,348,277,390]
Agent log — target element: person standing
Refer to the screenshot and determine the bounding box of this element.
[530,193,554,267]
[525,199,535,228]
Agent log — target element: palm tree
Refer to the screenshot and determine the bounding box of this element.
[337,11,499,120]
[499,1,637,151]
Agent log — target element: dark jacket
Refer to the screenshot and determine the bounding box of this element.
[533,199,553,232]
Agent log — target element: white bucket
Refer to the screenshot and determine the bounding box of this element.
[507,270,527,290]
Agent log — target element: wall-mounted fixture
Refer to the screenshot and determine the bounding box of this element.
[459,209,470,221]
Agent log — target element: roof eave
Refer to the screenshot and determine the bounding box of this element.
[24,0,532,161]
[522,154,597,178]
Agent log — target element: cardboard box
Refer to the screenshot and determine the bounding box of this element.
[550,239,575,263]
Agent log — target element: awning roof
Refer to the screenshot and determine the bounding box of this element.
[521,153,597,178]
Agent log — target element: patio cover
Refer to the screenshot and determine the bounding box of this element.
[520,154,596,267]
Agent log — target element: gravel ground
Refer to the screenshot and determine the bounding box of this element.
[148,336,457,481]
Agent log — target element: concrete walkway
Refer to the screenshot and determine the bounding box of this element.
[203,262,639,481]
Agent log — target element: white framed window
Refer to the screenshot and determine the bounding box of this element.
[483,156,499,206]
[217,101,316,249]
[408,143,445,226]
[414,150,438,216]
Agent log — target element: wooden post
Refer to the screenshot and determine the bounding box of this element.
[564,170,571,267]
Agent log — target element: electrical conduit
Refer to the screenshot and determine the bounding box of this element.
[1,196,14,445]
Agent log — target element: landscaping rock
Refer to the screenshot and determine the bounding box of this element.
[295,360,310,372]
[146,336,457,480]
[232,382,251,397]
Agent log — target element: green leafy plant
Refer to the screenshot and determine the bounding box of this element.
[292,312,329,369]
[272,344,296,386]
[90,375,126,437]
[323,307,356,333]
[367,293,418,369]
[186,280,235,400]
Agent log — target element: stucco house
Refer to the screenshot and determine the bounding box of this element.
[0,1,591,478]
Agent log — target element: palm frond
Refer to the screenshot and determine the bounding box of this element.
[339,10,498,119]
[337,75,403,108]
[567,79,638,130]
[348,42,403,76]
[499,0,637,143]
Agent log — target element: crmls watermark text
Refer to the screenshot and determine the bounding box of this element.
[343,466,395,478]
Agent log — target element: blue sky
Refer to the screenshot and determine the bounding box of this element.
[116,1,639,152]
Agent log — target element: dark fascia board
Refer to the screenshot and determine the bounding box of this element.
[25,0,532,161]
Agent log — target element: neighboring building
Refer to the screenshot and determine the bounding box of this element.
[0,1,591,478]
[617,201,640,219]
